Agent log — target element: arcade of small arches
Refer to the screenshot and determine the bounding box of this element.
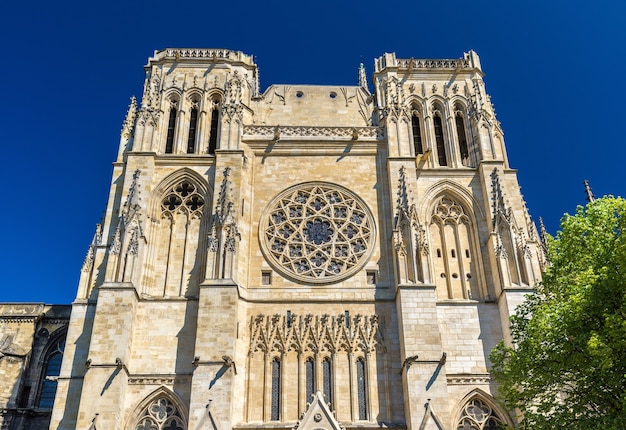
[163,92,222,155]
[409,100,482,169]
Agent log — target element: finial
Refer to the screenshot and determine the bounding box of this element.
[358,63,368,89]
[583,180,595,203]
[120,96,137,138]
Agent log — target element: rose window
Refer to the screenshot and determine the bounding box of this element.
[260,182,375,283]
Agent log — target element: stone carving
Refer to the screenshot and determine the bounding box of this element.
[208,167,239,252]
[82,223,102,272]
[222,71,245,123]
[134,397,186,430]
[243,125,382,139]
[379,76,407,120]
[121,96,138,138]
[161,181,205,220]
[260,182,375,284]
[396,58,470,70]
[249,313,384,355]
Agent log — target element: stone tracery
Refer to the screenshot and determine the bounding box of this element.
[261,183,375,283]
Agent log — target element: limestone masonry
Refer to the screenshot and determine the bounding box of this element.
[0,48,544,430]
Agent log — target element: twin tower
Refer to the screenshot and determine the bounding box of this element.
[50,48,542,430]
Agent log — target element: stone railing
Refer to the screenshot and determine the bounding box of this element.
[243,125,384,140]
[397,58,471,70]
[153,48,254,65]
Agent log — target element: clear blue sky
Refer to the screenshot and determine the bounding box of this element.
[1,0,623,303]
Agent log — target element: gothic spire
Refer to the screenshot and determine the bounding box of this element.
[584,180,595,203]
[121,96,137,138]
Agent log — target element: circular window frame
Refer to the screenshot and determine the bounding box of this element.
[259,182,376,285]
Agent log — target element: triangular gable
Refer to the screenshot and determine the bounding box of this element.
[293,391,343,430]
[418,400,445,430]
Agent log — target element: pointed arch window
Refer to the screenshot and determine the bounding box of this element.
[38,337,65,409]
[208,103,220,155]
[433,115,448,166]
[271,358,281,421]
[322,357,332,405]
[135,396,186,430]
[356,358,367,420]
[455,113,470,166]
[165,102,178,154]
[305,358,314,402]
[456,398,504,430]
[411,112,423,155]
[430,196,480,300]
[186,104,199,154]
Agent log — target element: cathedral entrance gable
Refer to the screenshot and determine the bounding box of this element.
[293,390,343,430]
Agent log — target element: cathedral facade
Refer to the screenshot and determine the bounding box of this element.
[1,48,543,430]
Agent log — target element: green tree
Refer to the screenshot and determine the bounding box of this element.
[490,196,626,429]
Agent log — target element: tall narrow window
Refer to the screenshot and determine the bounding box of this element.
[165,107,177,154]
[208,108,219,155]
[322,358,332,404]
[356,358,367,420]
[433,115,447,166]
[187,106,198,154]
[411,113,423,155]
[456,114,469,166]
[271,358,281,421]
[38,337,65,408]
[305,358,314,402]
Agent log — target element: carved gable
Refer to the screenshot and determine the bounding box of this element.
[294,391,343,430]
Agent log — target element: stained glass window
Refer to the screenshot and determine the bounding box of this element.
[305,358,314,402]
[322,358,332,404]
[135,396,186,430]
[38,338,65,409]
[456,398,504,430]
[271,359,280,421]
[356,358,367,420]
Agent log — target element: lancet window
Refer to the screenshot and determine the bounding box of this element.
[322,358,332,405]
[37,337,65,409]
[456,398,504,430]
[208,98,220,155]
[356,358,367,420]
[165,100,178,154]
[433,114,448,166]
[411,111,424,155]
[186,98,199,154]
[134,397,186,430]
[271,358,281,421]
[455,112,470,166]
[151,178,207,297]
[305,358,315,402]
[429,196,480,300]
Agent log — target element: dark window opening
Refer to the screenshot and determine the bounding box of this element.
[433,115,447,166]
[456,115,469,165]
[465,249,470,258]
[323,358,332,404]
[165,107,177,153]
[356,358,367,420]
[411,114,423,155]
[271,359,280,421]
[451,249,456,258]
[208,108,219,155]
[187,107,198,154]
[305,358,314,402]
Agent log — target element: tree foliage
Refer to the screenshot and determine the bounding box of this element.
[490,196,626,429]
